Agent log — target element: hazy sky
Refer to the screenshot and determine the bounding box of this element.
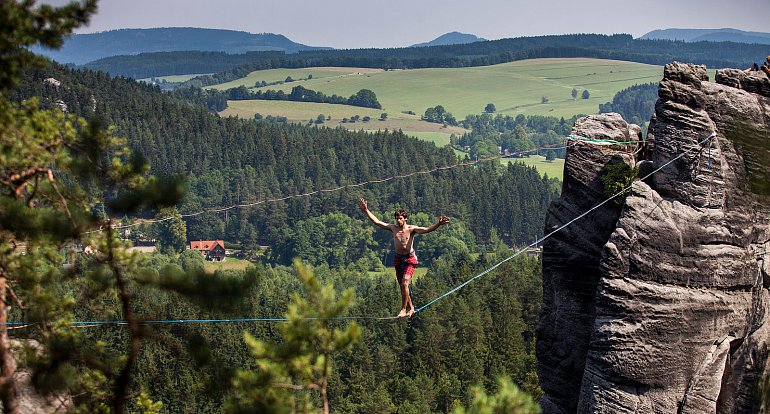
[43,0,770,49]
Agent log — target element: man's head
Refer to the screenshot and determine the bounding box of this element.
[394,209,408,225]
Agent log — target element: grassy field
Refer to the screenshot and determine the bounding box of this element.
[222,100,566,178]
[203,257,252,273]
[211,67,384,90]
[212,58,663,119]
[221,100,470,136]
[504,155,565,180]
[216,58,657,179]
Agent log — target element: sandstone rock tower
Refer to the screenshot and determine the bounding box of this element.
[537,62,770,413]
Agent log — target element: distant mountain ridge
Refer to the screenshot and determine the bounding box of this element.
[81,33,768,80]
[411,31,486,47]
[640,28,770,45]
[29,27,331,65]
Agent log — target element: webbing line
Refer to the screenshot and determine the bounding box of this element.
[415,131,716,314]
[567,134,643,146]
[7,315,398,327]
[11,132,715,326]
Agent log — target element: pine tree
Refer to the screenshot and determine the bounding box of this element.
[227,261,360,414]
[0,2,259,413]
[452,376,541,414]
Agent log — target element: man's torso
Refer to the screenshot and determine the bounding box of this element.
[390,225,415,255]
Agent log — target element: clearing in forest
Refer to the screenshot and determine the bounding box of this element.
[211,58,663,119]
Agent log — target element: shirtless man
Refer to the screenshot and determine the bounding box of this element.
[359,198,450,318]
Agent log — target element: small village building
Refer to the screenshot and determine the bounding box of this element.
[189,240,226,262]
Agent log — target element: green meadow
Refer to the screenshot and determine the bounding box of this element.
[211,58,663,119]
[505,155,565,180]
[221,100,470,136]
[386,131,453,147]
[216,58,656,179]
[203,257,252,273]
[211,67,384,90]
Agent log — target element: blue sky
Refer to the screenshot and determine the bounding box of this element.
[42,0,770,49]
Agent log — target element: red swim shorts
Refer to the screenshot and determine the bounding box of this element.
[393,253,418,283]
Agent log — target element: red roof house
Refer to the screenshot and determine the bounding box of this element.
[189,240,226,262]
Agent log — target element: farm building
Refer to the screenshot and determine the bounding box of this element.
[189,240,226,262]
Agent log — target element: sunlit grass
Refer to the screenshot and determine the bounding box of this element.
[204,257,252,273]
[211,58,662,119]
[504,155,565,180]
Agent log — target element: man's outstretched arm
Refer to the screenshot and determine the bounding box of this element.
[359,198,390,230]
[413,215,450,234]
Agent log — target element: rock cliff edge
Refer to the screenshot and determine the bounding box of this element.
[537,62,770,413]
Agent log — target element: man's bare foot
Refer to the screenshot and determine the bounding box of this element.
[397,309,407,318]
[406,309,415,318]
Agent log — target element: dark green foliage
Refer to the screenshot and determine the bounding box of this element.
[601,161,639,205]
[581,89,590,99]
[423,105,457,126]
[332,253,544,413]
[460,113,574,158]
[3,7,556,414]
[471,140,499,159]
[86,252,544,413]
[0,0,97,89]
[408,214,476,266]
[272,212,380,269]
[347,89,382,109]
[452,376,541,414]
[13,62,559,249]
[0,4,270,412]
[155,207,187,253]
[107,174,187,214]
[171,86,229,111]
[227,261,360,414]
[81,263,271,413]
[484,103,496,113]
[225,85,381,109]
[598,82,658,126]
[178,249,205,272]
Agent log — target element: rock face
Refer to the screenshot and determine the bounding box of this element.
[0,340,71,413]
[537,62,770,413]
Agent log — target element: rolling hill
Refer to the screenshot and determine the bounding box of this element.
[74,33,767,79]
[411,31,486,47]
[640,28,770,45]
[30,27,331,65]
[212,58,664,120]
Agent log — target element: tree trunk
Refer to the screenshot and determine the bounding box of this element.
[0,272,19,414]
[321,357,329,414]
[112,328,140,414]
[107,228,140,414]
